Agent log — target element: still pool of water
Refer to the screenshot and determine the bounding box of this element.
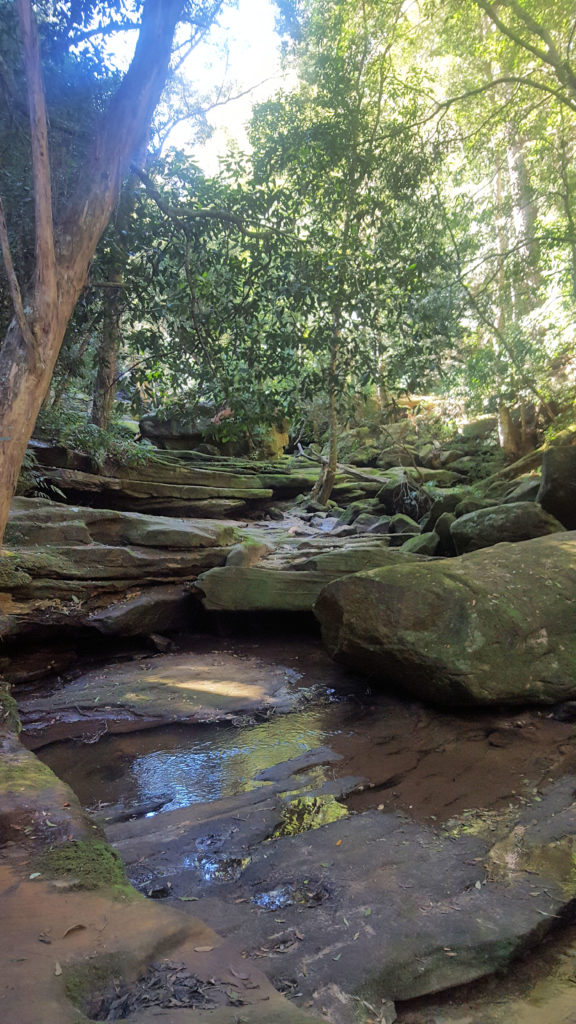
[38,703,353,815]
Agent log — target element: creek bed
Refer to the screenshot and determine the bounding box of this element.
[36,634,576,825]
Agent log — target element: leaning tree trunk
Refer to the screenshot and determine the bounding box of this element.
[0,0,185,547]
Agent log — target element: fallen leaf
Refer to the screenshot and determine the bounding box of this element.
[193,946,214,953]
[230,966,250,980]
[335,839,342,847]
[179,896,199,901]
[29,873,41,880]
[54,962,62,977]
[62,924,86,938]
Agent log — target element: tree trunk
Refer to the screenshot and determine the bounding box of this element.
[497,403,521,458]
[0,303,72,538]
[311,329,340,505]
[0,0,186,547]
[506,130,540,314]
[318,344,339,505]
[91,275,122,430]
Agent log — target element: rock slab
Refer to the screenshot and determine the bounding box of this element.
[19,650,301,747]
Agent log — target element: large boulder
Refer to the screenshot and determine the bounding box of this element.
[537,445,576,529]
[314,532,576,706]
[450,501,565,554]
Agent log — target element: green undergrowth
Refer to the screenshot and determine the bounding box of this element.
[35,407,156,469]
[273,795,348,839]
[33,840,137,899]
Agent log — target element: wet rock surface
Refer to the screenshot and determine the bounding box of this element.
[109,767,576,1019]
[31,632,576,1020]
[0,718,320,1024]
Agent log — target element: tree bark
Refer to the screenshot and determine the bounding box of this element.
[0,0,185,546]
[317,336,339,505]
[91,274,122,430]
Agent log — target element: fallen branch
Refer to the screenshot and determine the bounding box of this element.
[477,447,544,487]
[296,443,430,494]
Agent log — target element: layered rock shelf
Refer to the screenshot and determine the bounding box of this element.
[194,536,425,612]
[0,498,235,677]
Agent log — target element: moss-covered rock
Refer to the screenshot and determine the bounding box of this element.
[450,501,565,554]
[273,795,348,838]
[33,840,135,898]
[0,729,94,846]
[0,680,21,733]
[315,531,576,706]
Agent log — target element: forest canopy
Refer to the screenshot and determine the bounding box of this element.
[0,0,575,524]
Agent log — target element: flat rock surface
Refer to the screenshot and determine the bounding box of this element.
[0,499,236,649]
[111,774,576,1019]
[0,721,318,1024]
[396,923,576,1024]
[0,861,318,1024]
[19,651,302,747]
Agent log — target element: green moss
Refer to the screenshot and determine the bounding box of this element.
[33,840,137,899]
[0,552,33,588]
[18,547,74,577]
[0,681,21,734]
[64,953,124,1017]
[0,756,56,791]
[273,795,348,839]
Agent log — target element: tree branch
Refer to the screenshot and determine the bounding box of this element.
[474,0,576,98]
[435,73,576,115]
[132,165,273,238]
